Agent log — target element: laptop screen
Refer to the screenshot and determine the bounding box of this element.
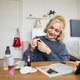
[70,20,80,37]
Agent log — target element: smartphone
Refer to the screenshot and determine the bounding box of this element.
[47,68,58,74]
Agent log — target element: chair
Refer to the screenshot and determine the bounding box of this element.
[22,41,29,54]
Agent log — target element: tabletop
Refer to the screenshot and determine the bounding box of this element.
[0,59,80,80]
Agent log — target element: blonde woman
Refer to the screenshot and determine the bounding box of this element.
[23,15,70,62]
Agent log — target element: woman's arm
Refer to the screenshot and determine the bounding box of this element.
[46,51,60,61]
[56,44,70,61]
[46,43,69,61]
[37,40,60,61]
[67,61,79,67]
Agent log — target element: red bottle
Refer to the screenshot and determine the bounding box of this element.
[27,56,31,66]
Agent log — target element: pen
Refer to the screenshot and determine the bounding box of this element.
[60,62,66,64]
[34,35,41,52]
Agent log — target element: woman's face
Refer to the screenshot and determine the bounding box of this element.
[47,22,62,40]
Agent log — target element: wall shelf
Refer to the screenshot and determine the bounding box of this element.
[26,17,50,20]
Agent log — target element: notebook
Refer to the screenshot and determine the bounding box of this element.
[36,63,76,78]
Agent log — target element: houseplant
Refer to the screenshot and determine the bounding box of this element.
[48,10,56,17]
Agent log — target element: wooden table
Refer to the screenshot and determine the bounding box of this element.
[0,59,80,80]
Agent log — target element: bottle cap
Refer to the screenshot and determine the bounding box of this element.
[5,46,11,55]
[36,35,38,38]
[28,56,30,59]
[8,57,14,66]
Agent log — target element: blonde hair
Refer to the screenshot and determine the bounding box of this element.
[44,15,66,43]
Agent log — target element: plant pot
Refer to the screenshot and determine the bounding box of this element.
[49,14,54,18]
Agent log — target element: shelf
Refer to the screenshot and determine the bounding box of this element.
[26,17,50,20]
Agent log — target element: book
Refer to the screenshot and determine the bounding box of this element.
[36,63,76,78]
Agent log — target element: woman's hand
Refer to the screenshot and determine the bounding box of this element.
[31,38,39,51]
[67,61,79,67]
[38,40,51,55]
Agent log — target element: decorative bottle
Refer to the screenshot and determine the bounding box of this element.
[8,57,14,76]
[3,46,11,70]
[27,56,31,66]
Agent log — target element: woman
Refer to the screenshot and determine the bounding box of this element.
[23,15,70,62]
